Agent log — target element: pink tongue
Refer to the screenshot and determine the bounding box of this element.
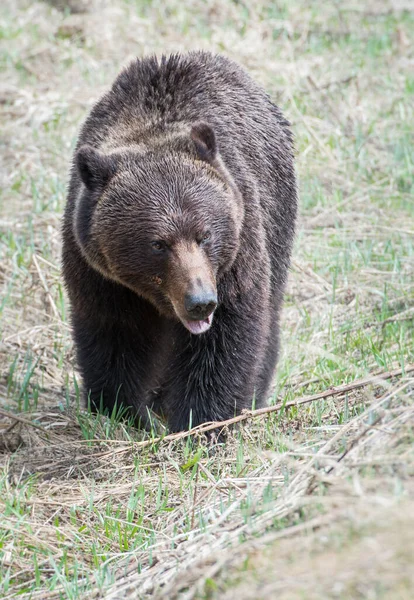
[183,314,213,335]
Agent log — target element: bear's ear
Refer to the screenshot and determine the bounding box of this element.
[75,145,118,191]
[190,123,217,163]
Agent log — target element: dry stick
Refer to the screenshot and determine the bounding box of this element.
[288,93,333,160]
[307,74,344,128]
[291,379,412,495]
[342,306,414,334]
[103,364,414,457]
[32,253,60,320]
[305,175,390,228]
[325,413,384,476]
[190,465,200,530]
[0,406,48,433]
[300,75,356,96]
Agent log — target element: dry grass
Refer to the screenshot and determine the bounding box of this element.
[1,0,413,598]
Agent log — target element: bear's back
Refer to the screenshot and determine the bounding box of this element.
[79,52,292,155]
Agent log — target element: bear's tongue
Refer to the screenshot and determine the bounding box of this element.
[182,314,213,335]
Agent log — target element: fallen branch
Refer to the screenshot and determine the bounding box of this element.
[0,407,48,433]
[104,364,414,456]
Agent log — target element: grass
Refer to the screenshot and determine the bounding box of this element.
[0,0,413,598]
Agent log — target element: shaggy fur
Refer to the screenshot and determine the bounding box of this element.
[62,51,297,432]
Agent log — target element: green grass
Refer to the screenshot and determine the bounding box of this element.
[0,0,413,598]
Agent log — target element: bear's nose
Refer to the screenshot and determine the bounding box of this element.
[184,292,217,320]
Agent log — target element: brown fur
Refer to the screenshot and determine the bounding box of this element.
[62,52,297,431]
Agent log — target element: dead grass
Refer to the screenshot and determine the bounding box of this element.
[98,382,414,599]
[218,499,414,599]
[1,0,413,598]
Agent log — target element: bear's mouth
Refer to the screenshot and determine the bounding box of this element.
[181,313,213,335]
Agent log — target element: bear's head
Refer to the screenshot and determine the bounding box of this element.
[73,123,244,334]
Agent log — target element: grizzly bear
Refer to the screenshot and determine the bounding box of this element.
[62,51,297,432]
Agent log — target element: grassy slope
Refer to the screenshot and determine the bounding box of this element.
[0,1,413,598]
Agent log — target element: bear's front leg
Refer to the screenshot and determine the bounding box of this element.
[162,300,269,433]
[72,316,159,429]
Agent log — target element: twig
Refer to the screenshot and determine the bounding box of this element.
[300,75,356,95]
[301,380,412,495]
[344,306,414,333]
[32,254,60,320]
[0,407,48,433]
[307,74,344,128]
[288,93,334,159]
[325,414,384,476]
[102,364,414,457]
[306,176,390,227]
[190,465,200,530]
[381,306,414,325]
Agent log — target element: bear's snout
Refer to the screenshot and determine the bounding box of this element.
[184,291,217,320]
[165,241,218,334]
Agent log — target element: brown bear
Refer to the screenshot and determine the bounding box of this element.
[62,51,297,432]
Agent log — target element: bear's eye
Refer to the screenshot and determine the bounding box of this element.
[199,231,211,244]
[151,240,166,252]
